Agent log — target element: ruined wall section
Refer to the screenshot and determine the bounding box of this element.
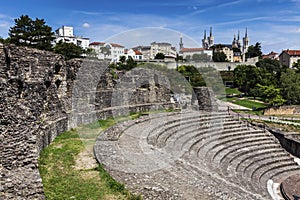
[0,44,69,199]
[0,45,175,199]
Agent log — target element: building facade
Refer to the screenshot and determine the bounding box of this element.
[132,46,151,60]
[89,42,125,62]
[54,26,90,49]
[150,42,176,59]
[205,28,249,62]
[279,50,300,68]
[125,49,143,60]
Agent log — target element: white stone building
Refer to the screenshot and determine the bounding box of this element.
[54,26,90,49]
[125,49,143,60]
[132,46,151,60]
[150,42,176,59]
[279,50,300,68]
[89,42,125,62]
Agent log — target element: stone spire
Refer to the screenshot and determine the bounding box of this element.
[208,27,214,48]
[179,33,184,50]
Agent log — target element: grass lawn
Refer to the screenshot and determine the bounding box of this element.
[39,116,143,200]
[225,87,241,95]
[233,99,267,110]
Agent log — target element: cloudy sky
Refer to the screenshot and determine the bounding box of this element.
[1,0,300,53]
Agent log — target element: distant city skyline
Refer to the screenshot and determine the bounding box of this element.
[0,0,300,53]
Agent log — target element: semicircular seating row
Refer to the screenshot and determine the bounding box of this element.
[94,110,300,199]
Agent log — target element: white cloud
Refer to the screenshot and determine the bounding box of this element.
[82,22,90,28]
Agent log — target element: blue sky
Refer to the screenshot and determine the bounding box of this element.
[0,0,300,53]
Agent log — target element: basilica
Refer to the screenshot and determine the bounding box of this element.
[202,27,250,62]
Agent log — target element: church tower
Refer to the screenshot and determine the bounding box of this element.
[208,27,214,47]
[179,33,184,50]
[202,30,209,49]
[232,33,238,48]
[243,27,249,53]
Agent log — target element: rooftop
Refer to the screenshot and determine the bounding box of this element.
[283,49,300,56]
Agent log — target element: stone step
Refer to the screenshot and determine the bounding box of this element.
[258,162,300,185]
[161,121,245,150]
[148,114,232,146]
[241,152,289,177]
[183,126,254,154]
[212,139,277,167]
[197,131,267,160]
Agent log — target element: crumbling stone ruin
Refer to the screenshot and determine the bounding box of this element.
[0,44,175,199]
[1,44,299,199]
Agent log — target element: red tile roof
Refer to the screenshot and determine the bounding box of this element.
[111,43,124,48]
[89,42,105,46]
[89,42,124,48]
[180,48,209,52]
[134,50,142,55]
[284,50,300,56]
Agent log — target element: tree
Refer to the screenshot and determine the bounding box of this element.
[155,53,165,59]
[119,55,126,64]
[85,48,97,58]
[177,65,206,87]
[246,42,262,58]
[292,59,300,73]
[280,68,300,104]
[54,40,83,60]
[256,58,286,86]
[255,84,285,106]
[9,15,54,50]
[233,65,261,94]
[212,51,228,62]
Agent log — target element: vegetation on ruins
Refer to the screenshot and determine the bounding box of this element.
[39,115,144,200]
[110,56,137,70]
[8,15,54,51]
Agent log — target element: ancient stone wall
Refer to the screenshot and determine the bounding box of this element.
[264,105,300,116]
[0,44,175,199]
[0,44,69,199]
[192,87,218,111]
[268,128,300,158]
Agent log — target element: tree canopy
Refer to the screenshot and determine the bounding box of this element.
[213,51,228,62]
[154,53,165,59]
[54,40,84,60]
[8,15,54,50]
[246,42,262,59]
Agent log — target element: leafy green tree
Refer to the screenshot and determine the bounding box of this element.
[85,48,97,58]
[54,40,83,60]
[280,68,300,104]
[155,53,165,59]
[119,55,126,64]
[176,55,184,62]
[113,56,137,70]
[256,58,286,86]
[212,51,228,62]
[9,15,54,50]
[246,42,262,58]
[177,65,205,87]
[255,84,285,106]
[126,56,137,69]
[292,59,300,72]
[233,65,261,94]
